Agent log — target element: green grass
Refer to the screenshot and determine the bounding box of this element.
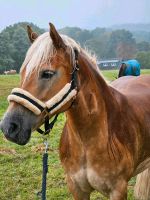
[0,75,20,118]
[0,70,150,199]
[102,69,150,81]
[102,70,119,81]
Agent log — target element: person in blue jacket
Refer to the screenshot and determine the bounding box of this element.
[118,59,141,78]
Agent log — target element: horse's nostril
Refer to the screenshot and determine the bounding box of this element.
[8,122,19,135]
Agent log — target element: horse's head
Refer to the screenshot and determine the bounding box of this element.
[1,23,80,145]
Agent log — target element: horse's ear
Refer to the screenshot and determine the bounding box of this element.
[27,25,38,43]
[49,23,66,50]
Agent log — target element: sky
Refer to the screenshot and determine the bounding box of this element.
[0,0,150,31]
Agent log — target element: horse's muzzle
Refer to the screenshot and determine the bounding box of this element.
[0,109,33,145]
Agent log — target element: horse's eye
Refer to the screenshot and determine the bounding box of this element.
[41,70,55,79]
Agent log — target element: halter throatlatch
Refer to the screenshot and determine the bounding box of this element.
[7,49,79,135]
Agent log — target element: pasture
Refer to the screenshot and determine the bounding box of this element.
[0,69,150,200]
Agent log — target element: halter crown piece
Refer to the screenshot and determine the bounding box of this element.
[7,49,79,135]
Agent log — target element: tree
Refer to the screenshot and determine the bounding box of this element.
[0,31,15,68]
[59,27,91,46]
[116,42,137,59]
[106,29,136,59]
[11,26,31,71]
[0,22,45,72]
[86,32,110,59]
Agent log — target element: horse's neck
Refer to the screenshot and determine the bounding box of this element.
[66,51,118,142]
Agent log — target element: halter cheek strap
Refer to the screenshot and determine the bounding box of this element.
[7,49,79,135]
[46,83,77,114]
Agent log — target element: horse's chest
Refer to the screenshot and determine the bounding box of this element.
[87,168,111,194]
[71,167,111,194]
[71,168,92,192]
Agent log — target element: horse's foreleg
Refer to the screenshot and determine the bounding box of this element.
[66,175,91,200]
[110,180,127,200]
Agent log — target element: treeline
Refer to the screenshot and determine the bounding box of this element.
[0,22,150,73]
[0,22,45,73]
[60,27,137,59]
[60,27,150,68]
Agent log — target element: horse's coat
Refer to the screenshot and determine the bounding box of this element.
[1,23,150,200]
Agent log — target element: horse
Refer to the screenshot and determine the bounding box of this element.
[118,59,140,78]
[0,23,150,200]
[4,69,17,75]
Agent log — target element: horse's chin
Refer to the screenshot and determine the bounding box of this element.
[4,129,31,146]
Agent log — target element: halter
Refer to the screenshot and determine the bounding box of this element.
[7,49,79,135]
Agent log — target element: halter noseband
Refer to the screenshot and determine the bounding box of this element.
[7,49,79,135]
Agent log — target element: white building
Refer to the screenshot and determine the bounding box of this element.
[97,59,120,69]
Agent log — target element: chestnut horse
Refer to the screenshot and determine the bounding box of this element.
[1,23,150,200]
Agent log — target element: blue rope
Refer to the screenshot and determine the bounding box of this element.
[42,152,48,200]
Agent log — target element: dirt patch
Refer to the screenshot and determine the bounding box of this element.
[0,147,16,155]
[31,144,55,153]
[31,144,45,153]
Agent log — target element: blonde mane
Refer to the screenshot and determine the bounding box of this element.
[21,32,98,78]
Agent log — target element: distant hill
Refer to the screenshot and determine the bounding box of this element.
[59,23,150,43]
[132,31,150,43]
[111,23,150,43]
[111,23,150,32]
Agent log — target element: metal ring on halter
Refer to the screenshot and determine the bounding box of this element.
[43,138,49,153]
[42,108,50,118]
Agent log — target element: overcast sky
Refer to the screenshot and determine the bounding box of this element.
[0,0,150,31]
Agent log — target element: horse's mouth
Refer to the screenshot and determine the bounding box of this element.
[4,129,31,146]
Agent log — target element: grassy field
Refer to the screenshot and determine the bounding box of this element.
[0,69,150,200]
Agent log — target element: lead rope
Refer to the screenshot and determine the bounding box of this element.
[37,138,49,200]
[41,139,48,200]
[37,115,59,200]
